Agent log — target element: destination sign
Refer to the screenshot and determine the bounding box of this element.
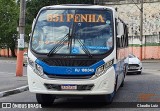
[47,14,105,23]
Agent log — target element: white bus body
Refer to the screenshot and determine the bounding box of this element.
[27,4,128,105]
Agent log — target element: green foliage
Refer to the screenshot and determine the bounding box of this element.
[0,0,19,56]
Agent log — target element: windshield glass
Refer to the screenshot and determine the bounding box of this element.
[31,9,113,55]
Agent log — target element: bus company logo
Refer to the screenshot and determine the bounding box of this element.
[2,103,11,108]
[66,68,72,74]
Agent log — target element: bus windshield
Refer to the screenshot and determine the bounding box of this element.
[31,9,113,55]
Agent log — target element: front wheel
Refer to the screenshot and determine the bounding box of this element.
[120,75,125,87]
[99,91,115,104]
[36,94,55,106]
[88,91,115,104]
[100,80,117,104]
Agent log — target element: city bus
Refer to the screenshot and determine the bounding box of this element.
[27,4,129,105]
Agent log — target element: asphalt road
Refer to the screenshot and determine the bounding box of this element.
[0,59,27,91]
[0,61,160,111]
[0,59,27,75]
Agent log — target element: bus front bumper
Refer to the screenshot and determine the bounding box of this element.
[27,66,115,95]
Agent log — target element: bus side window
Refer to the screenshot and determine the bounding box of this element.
[116,22,128,48]
[116,19,120,48]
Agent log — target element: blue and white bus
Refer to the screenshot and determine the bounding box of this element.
[27,4,128,105]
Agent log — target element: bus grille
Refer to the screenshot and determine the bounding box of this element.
[46,74,93,79]
[42,58,98,66]
[44,84,94,91]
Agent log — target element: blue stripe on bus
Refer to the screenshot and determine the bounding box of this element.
[113,64,118,77]
[113,64,116,71]
[35,59,105,76]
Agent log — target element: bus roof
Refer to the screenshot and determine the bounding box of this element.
[40,4,115,11]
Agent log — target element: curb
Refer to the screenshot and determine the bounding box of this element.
[0,85,29,98]
[142,61,160,63]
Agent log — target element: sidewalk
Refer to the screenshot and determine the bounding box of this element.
[0,73,28,92]
[0,57,16,60]
[142,59,160,63]
[0,58,28,97]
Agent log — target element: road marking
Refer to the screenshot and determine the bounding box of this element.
[0,62,16,64]
[1,61,16,64]
[0,72,27,76]
[0,72,15,75]
[0,60,16,63]
[138,93,155,101]
[0,85,29,98]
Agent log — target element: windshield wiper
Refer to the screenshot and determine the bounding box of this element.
[47,24,73,57]
[47,33,69,57]
[47,10,92,58]
[76,38,93,58]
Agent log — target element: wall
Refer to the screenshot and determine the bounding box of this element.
[0,49,27,57]
[129,46,160,59]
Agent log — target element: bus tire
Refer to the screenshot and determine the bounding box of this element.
[92,92,115,104]
[102,78,117,104]
[105,91,115,104]
[36,94,55,106]
[121,66,127,87]
[120,79,124,87]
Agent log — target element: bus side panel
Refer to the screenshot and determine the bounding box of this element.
[116,48,127,89]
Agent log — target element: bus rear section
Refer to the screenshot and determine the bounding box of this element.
[27,4,127,105]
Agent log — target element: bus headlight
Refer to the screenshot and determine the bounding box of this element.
[96,65,105,76]
[28,57,35,68]
[35,63,44,76]
[91,59,114,79]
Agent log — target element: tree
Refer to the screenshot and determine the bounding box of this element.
[0,0,19,57]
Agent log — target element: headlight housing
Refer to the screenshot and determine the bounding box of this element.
[91,59,114,79]
[28,57,35,68]
[28,57,44,76]
[35,63,44,76]
[96,65,104,75]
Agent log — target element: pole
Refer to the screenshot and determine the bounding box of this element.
[139,0,143,61]
[16,0,26,76]
[94,0,96,4]
[132,17,134,54]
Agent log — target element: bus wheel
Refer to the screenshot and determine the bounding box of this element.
[121,67,127,87]
[120,79,124,87]
[102,80,117,104]
[36,94,55,106]
[92,93,114,104]
[105,91,115,104]
[120,74,125,87]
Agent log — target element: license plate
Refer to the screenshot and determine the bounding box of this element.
[129,66,137,69]
[61,85,77,90]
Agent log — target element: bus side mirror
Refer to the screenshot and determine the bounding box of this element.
[117,22,124,38]
[32,18,36,31]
